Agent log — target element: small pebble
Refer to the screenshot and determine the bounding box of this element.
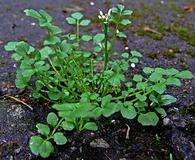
[160,1,165,4]
[163,117,171,126]
[13,64,16,68]
[131,63,135,68]
[31,22,36,26]
[125,46,129,50]
[90,1,95,6]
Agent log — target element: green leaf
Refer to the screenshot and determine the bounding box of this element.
[93,33,105,43]
[154,68,166,74]
[80,19,90,26]
[166,77,181,86]
[102,95,112,106]
[176,70,193,79]
[161,95,177,106]
[129,57,138,63]
[136,93,147,101]
[36,123,50,136]
[122,52,129,58]
[71,12,83,20]
[39,10,52,23]
[123,10,133,16]
[39,141,54,158]
[47,24,62,35]
[4,42,18,51]
[165,68,179,76]
[81,35,92,41]
[52,103,77,111]
[102,103,118,117]
[138,112,159,126]
[66,17,76,24]
[39,46,53,59]
[44,35,60,45]
[153,83,166,94]
[121,19,131,25]
[15,41,30,56]
[83,122,98,131]
[130,50,142,57]
[15,78,27,88]
[47,112,58,127]
[143,67,154,74]
[68,34,76,40]
[53,132,67,145]
[48,91,61,100]
[111,7,118,13]
[121,105,137,119]
[61,121,75,131]
[133,74,143,82]
[60,40,72,53]
[93,46,102,52]
[149,72,162,82]
[136,82,148,90]
[29,136,43,156]
[117,31,127,38]
[22,69,35,78]
[11,53,22,61]
[155,107,167,118]
[24,9,41,20]
[117,4,125,11]
[108,73,125,86]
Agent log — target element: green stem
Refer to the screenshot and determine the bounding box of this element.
[46,118,64,141]
[48,56,60,76]
[103,22,109,71]
[109,24,119,53]
[76,19,80,47]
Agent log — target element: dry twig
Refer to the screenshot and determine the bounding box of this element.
[5,95,33,110]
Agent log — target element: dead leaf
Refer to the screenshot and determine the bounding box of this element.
[184,4,195,13]
[62,5,84,13]
[143,26,161,35]
[0,40,3,45]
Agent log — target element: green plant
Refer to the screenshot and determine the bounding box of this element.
[5,4,194,158]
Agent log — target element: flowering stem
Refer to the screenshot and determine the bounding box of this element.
[104,22,108,71]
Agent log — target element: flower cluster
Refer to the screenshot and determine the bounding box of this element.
[98,9,112,23]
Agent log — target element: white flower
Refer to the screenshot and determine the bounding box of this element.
[125,46,129,50]
[107,9,112,16]
[90,1,95,6]
[98,9,112,23]
[131,63,135,68]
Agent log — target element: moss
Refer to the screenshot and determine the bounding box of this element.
[134,27,163,40]
[45,4,53,11]
[160,49,177,59]
[180,63,189,70]
[171,27,195,46]
[186,50,195,57]
[146,52,158,59]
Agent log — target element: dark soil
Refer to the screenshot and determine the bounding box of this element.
[0,0,195,160]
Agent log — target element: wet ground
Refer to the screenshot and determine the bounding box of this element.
[0,0,195,159]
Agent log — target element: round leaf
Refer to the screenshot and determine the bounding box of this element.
[93,34,105,43]
[71,12,83,20]
[66,17,76,24]
[80,19,90,26]
[47,112,59,127]
[81,35,92,41]
[29,136,43,156]
[61,121,75,131]
[54,132,68,145]
[121,105,137,119]
[83,122,98,131]
[138,112,159,126]
[39,141,54,158]
[36,123,50,136]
